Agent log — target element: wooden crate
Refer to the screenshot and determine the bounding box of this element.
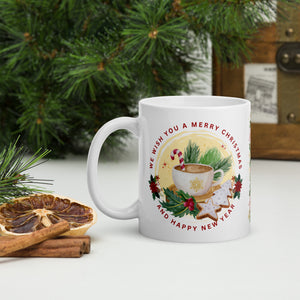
[213,4,300,160]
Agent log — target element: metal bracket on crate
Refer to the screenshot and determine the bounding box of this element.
[276,42,300,73]
[275,3,300,124]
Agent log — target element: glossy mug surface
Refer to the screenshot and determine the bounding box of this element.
[87,95,251,242]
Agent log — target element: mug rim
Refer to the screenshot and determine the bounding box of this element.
[139,95,250,109]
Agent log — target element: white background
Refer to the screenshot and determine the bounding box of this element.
[1,152,300,300]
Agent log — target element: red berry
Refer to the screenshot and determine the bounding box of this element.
[184,198,194,210]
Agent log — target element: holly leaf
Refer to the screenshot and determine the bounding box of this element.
[176,190,192,201]
[176,190,199,218]
[235,174,242,183]
[161,188,199,218]
[234,191,241,199]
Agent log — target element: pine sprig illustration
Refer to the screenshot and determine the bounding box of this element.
[199,147,232,180]
[199,148,222,165]
[210,156,232,179]
[0,139,52,204]
[183,140,200,164]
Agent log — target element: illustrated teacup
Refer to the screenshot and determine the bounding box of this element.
[172,163,224,196]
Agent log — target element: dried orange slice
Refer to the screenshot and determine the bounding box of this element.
[0,194,96,236]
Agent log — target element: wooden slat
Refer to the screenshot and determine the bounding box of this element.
[251,124,300,160]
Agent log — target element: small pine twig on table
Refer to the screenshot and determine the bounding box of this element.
[0,138,52,204]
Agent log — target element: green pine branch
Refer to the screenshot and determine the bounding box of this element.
[0,138,52,204]
[0,0,299,156]
[123,1,189,64]
[54,38,132,100]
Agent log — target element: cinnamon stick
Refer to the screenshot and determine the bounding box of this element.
[0,235,91,254]
[5,246,84,258]
[0,220,70,257]
[58,236,91,254]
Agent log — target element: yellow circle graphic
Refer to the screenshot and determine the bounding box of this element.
[155,130,235,203]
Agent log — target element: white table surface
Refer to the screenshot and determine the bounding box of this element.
[1,154,300,300]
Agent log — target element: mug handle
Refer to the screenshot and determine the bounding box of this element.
[87,117,139,220]
[212,169,224,187]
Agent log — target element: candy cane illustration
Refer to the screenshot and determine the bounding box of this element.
[170,149,185,171]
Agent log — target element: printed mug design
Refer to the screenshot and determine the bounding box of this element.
[148,125,244,224]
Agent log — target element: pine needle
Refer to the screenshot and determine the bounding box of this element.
[183,140,200,164]
[0,138,52,204]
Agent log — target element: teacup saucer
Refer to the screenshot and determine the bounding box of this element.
[167,184,221,203]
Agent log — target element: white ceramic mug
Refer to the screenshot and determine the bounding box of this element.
[87,95,251,242]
